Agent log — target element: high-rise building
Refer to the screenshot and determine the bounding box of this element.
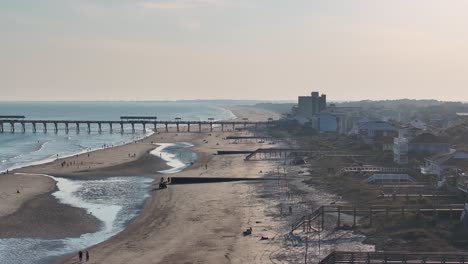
[297,91,327,118]
[319,94,327,112]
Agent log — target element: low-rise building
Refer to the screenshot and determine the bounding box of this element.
[350,120,398,144]
[375,136,395,151]
[316,112,338,133]
[408,133,450,154]
[421,151,468,177]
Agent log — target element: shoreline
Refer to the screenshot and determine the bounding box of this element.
[0,183,100,239]
[0,105,283,264]
[1,104,239,175]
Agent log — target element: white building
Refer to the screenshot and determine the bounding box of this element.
[394,136,409,165]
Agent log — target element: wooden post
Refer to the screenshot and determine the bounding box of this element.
[305,234,308,264]
[337,206,341,228]
[353,207,357,227]
[321,207,325,231]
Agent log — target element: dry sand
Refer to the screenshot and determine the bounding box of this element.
[0,173,55,218]
[1,106,291,263]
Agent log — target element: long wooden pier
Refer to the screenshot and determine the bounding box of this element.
[0,119,274,134]
[319,251,468,264]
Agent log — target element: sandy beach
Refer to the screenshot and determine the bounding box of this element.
[0,106,287,263]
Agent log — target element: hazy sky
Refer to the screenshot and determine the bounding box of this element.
[2,0,468,101]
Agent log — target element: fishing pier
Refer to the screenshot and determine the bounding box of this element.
[0,116,275,134]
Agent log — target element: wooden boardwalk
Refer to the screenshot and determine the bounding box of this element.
[244,148,365,161]
[338,166,409,175]
[291,204,464,233]
[319,251,468,264]
[225,136,275,142]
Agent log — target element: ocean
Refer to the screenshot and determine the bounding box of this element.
[0,101,236,172]
[0,101,237,264]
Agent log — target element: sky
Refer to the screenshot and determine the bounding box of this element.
[1,0,468,101]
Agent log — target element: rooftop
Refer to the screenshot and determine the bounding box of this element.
[410,133,449,144]
[358,121,397,131]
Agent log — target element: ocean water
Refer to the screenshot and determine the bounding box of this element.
[151,142,197,174]
[0,101,236,263]
[0,175,154,264]
[0,101,235,172]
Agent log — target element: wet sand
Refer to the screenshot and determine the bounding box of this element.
[0,106,286,263]
[0,190,100,239]
[56,106,283,264]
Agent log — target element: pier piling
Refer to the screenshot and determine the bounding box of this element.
[0,118,274,134]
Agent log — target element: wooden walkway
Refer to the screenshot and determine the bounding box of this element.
[291,204,464,233]
[319,251,468,264]
[244,148,365,161]
[457,183,468,194]
[339,166,409,175]
[379,184,456,198]
[225,136,274,142]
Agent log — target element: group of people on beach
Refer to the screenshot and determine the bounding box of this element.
[78,250,90,262]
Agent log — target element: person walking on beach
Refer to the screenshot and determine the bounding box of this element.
[86,250,90,261]
[78,251,83,261]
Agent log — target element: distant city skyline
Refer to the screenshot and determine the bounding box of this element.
[2,0,468,101]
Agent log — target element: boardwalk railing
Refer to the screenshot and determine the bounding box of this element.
[244,148,364,161]
[319,251,468,264]
[338,166,409,175]
[291,204,464,233]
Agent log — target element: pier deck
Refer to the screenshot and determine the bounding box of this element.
[0,119,275,134]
